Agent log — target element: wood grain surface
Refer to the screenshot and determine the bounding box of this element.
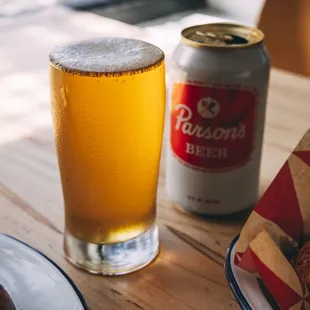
[1,6,310,310]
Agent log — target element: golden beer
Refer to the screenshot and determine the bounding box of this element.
[49,38,165,275]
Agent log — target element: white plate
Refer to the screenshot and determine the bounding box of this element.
[225,236,274,310]
[0,234,88,310]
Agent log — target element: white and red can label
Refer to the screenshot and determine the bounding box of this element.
[171,83,257,172]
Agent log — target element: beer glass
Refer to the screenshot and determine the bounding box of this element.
[49,38,165,275]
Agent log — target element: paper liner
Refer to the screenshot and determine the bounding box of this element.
[235,129,310,310]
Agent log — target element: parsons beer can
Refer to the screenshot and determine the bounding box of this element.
[166,23,270,215]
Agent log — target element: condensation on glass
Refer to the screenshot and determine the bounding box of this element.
[49,37,166,275]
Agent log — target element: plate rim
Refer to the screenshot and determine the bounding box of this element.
[225,235,252,310]
[1,233,89,310]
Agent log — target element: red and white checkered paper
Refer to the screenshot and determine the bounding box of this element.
[235,130,310,310]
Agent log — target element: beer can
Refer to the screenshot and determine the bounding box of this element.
[166,23,270,215]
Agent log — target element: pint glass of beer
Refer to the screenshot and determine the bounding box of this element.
[49,38,165,275]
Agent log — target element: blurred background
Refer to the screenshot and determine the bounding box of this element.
[0,0,263,24]
[2,0,310,77]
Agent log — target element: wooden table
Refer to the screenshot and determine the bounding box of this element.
[1,6,310,310]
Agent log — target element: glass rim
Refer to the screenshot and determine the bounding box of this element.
[49,37,165,78]
[49,58,165,77]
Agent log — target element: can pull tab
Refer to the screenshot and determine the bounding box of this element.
[196,31,248,45]
[196,31,233,42]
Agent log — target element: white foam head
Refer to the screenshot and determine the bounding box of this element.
[49,37,164,75]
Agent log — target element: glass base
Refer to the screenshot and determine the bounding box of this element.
[64,224,159,275]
